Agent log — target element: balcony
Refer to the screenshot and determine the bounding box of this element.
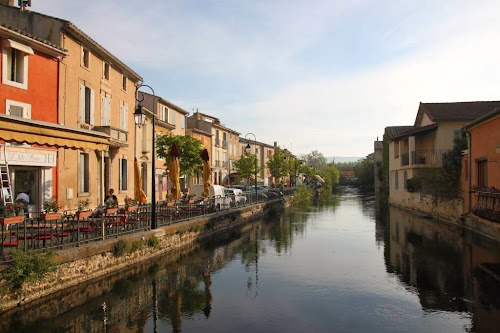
[473,191,500,223]
[93,126,128,148]
[411,150,448,167]
[222,140,228,148]
[215,138,220,147]
[215,160,221,167]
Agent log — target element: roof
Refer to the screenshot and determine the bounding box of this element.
[239,137,276,149]
[138,91,189,115]
[0,23,67,56]
[0,3,141,82]
[392,123,438,140]
[385,126,415,140]
[415,101,500,124]
[463,107,500,130]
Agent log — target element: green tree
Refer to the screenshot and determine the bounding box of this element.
[353,159,375,188]
[267,147,288,184]
[234,152,261,185]
[302,150,327,171]
[156,133,203,177]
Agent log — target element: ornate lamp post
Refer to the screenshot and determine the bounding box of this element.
[134,84,157,229]
[244,133,257,202]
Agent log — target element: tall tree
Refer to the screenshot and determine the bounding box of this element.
[234,152,261,185]
[156,133,203,177]
[266,147,288,184]
[302,150,327,171]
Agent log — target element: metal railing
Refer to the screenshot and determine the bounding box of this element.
[411,150,449,167]
[473,191,500,223]
[1,187,296,256]
[215,138,220,147]
[222,140,228,148]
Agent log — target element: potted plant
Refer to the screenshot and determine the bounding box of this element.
[0,202,25,225]
[76,198,92,218]
[124,196,138,212]
[104,198,118,215]
[42,200,62,221]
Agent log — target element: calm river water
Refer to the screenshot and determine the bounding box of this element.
[2,188,500,332]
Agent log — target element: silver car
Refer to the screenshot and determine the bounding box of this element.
[225,188,247,207]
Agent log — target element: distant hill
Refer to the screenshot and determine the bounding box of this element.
[327,156,362,163]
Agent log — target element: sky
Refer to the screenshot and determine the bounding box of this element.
[33,0,500,157]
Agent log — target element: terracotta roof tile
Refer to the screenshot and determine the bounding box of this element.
[418,101,500,122]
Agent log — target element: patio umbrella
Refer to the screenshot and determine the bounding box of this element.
[201,149,210,196]
[134,158,147,204]
[169,143,181,200]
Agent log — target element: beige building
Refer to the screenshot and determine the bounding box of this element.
[239,138,275,186]
[0,4,143,209]
[388,101,500,211]
[137,92,188,198]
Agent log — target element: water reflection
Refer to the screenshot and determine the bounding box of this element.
[386,206,500,332]
[2,190,500,332]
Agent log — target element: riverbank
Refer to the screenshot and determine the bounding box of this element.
[0,198,291,312]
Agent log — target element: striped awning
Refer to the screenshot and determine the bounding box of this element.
[0,114,109,151]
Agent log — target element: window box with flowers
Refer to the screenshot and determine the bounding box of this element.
[0,202,25,225]
[104,198,118,215]
[42,200,62,221]
[76,198,92,219]
[124,196,138,211]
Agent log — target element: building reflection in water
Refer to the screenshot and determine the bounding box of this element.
[385,206,500,333]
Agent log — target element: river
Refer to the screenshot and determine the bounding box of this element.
[1,188,499,332]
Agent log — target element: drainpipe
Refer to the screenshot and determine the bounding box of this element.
[465,130,472,213]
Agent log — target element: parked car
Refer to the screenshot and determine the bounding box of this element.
[189,184,231,211]
[225,188,247,207]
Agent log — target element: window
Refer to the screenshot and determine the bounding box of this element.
[120,103,128,131]
[394,141,400,158]
[79,84,95,125]
[142,122,148,152]
[2,39,32,89]
[122,75,127,91]
[181,115,186,129]
[103,63,110,80]
[477,159,487,187]
[82,48,90,68]
[141,162,147,193]
[120,158,128,191]
[101,95,111,126]
[79,153,90,193]
[161,105,169,122]
[171,110,176,126]
[6,100,31,118]
[395,171,399,190]
[403,171,408,191]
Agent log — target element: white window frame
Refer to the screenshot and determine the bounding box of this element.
[171,110,176,126]
[120,102,128,131]
[181,115,186,129]
[101,94,111,126]
[5,99,31,119]
[161,105,169,123]
[2,39,32,90]
[79,83,95,125]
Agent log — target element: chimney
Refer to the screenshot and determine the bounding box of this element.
[0,0,16,6]
[274,141,277,147]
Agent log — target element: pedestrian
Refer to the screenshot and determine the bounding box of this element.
[106,189,118,204]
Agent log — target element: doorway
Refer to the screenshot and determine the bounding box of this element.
[11,167,39,211]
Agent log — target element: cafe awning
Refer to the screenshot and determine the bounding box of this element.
[0,114,109,151]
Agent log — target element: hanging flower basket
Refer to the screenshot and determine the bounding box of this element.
[125,205,138,212]
[104,208,119,215]
[0,215,25,225]
[42,212,62,221]
[76,210,92,219]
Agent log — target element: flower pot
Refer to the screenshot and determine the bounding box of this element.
[42,213,62,221]
[0,215,25,225]
[104,208,118,215]
[166,201,175,207]
[76,210,92,219]
[125,206,138,212]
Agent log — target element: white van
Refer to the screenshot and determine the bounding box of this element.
[189,184,231,211]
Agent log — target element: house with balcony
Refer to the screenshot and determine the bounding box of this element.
[388,101,500,220]
[137,92,188,198]
[0,2,143,209]
[0,22,108,212]
[462,107,500,222]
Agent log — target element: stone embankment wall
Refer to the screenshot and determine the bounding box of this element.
[0,199,291,312]
[390,191,463,222]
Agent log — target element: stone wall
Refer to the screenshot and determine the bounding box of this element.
[0,199,291,312]
[390,191,463,222]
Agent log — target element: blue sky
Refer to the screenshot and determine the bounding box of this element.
[34,0,500,157]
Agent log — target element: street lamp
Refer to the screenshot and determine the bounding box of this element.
[244,133,257,202]
[134,84,157,229]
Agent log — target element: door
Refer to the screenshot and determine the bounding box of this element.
[11,167,39,212]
